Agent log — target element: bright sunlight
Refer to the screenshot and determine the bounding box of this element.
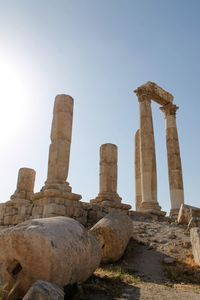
[0,58,27,144]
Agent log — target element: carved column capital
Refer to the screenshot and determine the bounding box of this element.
[134,87,151,103]
[160,103,179,118]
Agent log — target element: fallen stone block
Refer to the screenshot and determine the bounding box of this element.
[0,216,101,299]
[190,227,200,266]
[177,204,200,225]
[22,280,64,300]
[90,211,133,263]
[188,217,200,229]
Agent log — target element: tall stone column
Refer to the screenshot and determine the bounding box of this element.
[42,94,81,201]
[135,130,142,211]
[135,89,162,213]
[11,168,36,201]
[160,103,184,216]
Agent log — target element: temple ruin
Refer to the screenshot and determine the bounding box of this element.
[0,82,186,226]
[134,81,184,216]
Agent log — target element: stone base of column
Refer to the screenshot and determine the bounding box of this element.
[139,202,166,216]
[169,208,180,218]
[34,189,81,202]
[39,180,81,202]
[41,180,72,193]
[10,191,34,201]
[90,193,131,211]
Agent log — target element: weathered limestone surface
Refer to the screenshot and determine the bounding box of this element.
[135,129,142,211]
[190,227,200,266]
[177,204,200,225]
[161,103,184,216]
[90,212,133,263]
[134,81,173,106]
[23,280,64,300]
[0,217,101,299]
[0,168,36,226]
[134,88,162,214]
[91,144,130,210]
[41,94,81,201]
[11,168,36,201]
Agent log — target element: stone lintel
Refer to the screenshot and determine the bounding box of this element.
[134,81,173,105]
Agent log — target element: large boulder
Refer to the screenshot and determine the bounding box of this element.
[23,280,64,300]
[0,216,101,299]
[90,211,133,263]
[190,227,200,265]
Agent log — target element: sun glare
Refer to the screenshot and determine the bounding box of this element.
[0,58,27,144]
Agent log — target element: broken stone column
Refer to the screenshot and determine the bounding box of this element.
[33,95,82,220]
[160,103,184,216]
[0,216,101,299]
[90,212,133,263]
[135,129,142,211]
[134,88,162,214]
[36,95,81,205]
[90,144,130,210]
[11,168,36,201]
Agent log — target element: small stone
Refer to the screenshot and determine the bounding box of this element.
[159,239,168,244]
[163,257,176,264]
[23,280,64,300]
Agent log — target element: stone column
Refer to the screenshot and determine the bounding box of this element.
[91,143,122,206]
[160,103,184,216]
[135,89,162,213]
[11,168,36,201]
[42,94,81,201]
[135,129,142,211]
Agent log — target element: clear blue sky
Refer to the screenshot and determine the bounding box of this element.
[0,0,200,214]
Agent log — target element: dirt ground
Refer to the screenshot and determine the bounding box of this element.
[73,217,200,300]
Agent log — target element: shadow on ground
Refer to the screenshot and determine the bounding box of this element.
[72,238,200,299]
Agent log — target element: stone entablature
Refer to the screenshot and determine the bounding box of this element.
[134,81,173,105]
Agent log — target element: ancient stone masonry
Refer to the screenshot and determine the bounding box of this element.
[134,82,184,216]
[91,143,131,211]
[0,168,35,225]
[0,84,185,226]
[39,94,81,198]
[33,95,83,220]
[0,95,131,227]
[160,103,184,216]
[134,130,142,211]
[11,168,36,201]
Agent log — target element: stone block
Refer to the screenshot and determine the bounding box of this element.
[0,204,6,224]
[32,205,44,217]
[43,204,66,217]
[190,227,200,266]
[66,206,74,217]
[3,215,14,225]
[177,204,200,225]
[18,204,33,216]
